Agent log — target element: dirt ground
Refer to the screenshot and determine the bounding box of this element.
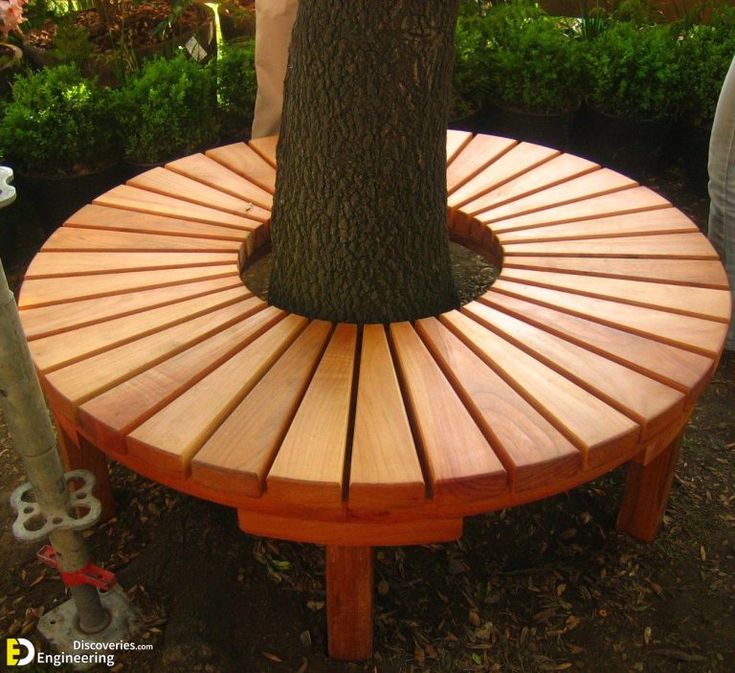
[0,160,733,673]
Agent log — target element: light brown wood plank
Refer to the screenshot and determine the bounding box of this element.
[249,135,278,167]
[21,276,242,340]
[462,301,685,439]
[502,232,719,259]
[79,307,287,452]
[65,204,250,240]
[94,185,262,231]
[446,134,517,194]
[192,320,332,497]
[42,226,242,253]
[24,251,237,278]
[446,129,473,165]
[126,315,308,473]
[18,266,239,309]
[456,154,599,213]
[475,169,637,222]
[166,153,273,210]
[128,167,271,222]
[500,268,732,322]
[390,321,507,501]
[440,310,640,468]
[482,291,715,399]
[30,286,253,372]
[349,325,425,509]
[416,317,580,491]
[495,208,697,244]
[492,279,729,357]
[266,324,357,508]
[448,142,560,210]
[206,142,276,193]
[44,296,267,416]
[502,257,729,289]
[482,186,670,233]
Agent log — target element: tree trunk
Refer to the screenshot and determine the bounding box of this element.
[268,0,460,324]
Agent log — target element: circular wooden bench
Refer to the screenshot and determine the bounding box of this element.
[18,132,731,659]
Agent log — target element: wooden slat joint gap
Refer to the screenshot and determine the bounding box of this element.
[341,324,363,503]
[63,222,246,243]
[448,138,518,196]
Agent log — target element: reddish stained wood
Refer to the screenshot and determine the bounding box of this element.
[192,320,332,497]
[206,142,277,193]
[248,136,278,167]
[446,134,517,194]
[415,317,581,491]
[445,129,473,165]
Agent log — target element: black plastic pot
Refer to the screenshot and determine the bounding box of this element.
[482,101,579,150]
[679,123,711,197]
[571,102,673,178]
[449,106,486,134]
[0,42,23,98]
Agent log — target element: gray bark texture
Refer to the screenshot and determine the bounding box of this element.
[268,0,460,323]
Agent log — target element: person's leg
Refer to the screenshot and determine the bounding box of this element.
[251,0,299,139]
[708,56,735,351]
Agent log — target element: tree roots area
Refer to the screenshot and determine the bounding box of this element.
[0,167,733,673]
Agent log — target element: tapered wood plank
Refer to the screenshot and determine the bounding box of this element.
[18,266,239,308]
[492,279,729,357]
[43,226,242,253]
[495,208,697,243]
[481,291,715,398]
[44,296,266,416]
[446,134,517,194]
[192,320,332,497]
[249,135,278,167]
[447,142,560,209]
[502,257,729,289]
[456,154,599,214]
[79,307,287,452]
[30,286,253,372]
[166,153,273,210]
[24,251,236,278]
[21,276,242,340]
[462,301,685,439]
[128,167,271,221]
[65,204,250,240]
[500,268,732,322]
[475,169,637,222]
[446,129,473,165]
[390,321,507,501]
[127,315,308,473]
[416,317,580,491]
[481,186,670,232]
[502,232,719,259]
[349,325,425,508]
[95,185,262,231]
[206,142,277,193]
[266,324,357,507]
[326,546,373,661]
[440,310,639,468]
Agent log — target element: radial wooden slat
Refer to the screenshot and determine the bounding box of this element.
[166,153,273,210]
[445,129,473,165]
[266,324,358,508]
[249,136,278,167]
[78,307,287,453]
[446,134,517,194]
[206,142,277,193]
[192,320,332,497]
[349,324,425,509]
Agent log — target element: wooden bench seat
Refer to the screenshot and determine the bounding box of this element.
[17,131,731,660]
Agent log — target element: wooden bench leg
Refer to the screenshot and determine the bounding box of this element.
[54,417,116,521]
[617,431,683,543]
[326,545,373,660]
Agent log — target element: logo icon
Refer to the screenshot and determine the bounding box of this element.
[6,638,35,666]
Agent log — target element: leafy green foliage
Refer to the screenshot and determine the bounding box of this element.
[217,38,256,135]
[0,64,119,176]
[452,12,490,116]
[115,53,218,163]
[589,22,680,119]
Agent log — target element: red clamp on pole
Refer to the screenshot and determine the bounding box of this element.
[37,545,117,591]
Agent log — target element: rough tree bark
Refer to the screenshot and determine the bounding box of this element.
[268,0,460,324]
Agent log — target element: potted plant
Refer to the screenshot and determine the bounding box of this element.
[675,6,735,194]
[0,0,25,96]
[481,3,587,149]
[217,38,257,141]
[0,64,122,230]
[578,20,680,175]
[218,0,255,42]
[115,53,219,167]
[451,10,491,132]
